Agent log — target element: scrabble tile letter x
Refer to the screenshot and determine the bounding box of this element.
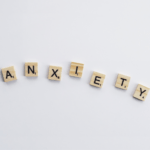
[69,62,84,78]
[90,72,106,88]
[133,84,150,101]
[48,66,62,81]
[2,66,17,82]
[25,62,38,77]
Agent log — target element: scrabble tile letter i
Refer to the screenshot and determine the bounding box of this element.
[2,66,17,82]
[25,62,38,77]
[69,62,84,78]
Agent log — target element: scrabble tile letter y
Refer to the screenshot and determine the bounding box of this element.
[133,84,149,101]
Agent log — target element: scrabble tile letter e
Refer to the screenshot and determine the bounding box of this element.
[90,72,106,88]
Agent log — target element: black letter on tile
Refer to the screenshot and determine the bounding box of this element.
[75,66,78,75]
[51,69,59,79]
[120,78,127,86]
[94,76,101,85]
[6,71,13,79]
[140,88,146,96]
[28,66,35,74]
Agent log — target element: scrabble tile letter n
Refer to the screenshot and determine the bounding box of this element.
[48,66,62,81]
[2,66,17,82]
[69,62,84,78]
[133,84,150,101]
[25,62,38,77]
[90,72,106,88]
[115,74,131,90]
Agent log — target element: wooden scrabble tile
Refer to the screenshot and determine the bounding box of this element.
[90,72,106,88]
[2,66,17,82]
[133,84,150,101]
[25,62,38,77]
[69,62,84,78]
[115,74,131,90]
[48,66,62,81]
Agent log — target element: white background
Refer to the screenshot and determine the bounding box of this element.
[0,0,150,149]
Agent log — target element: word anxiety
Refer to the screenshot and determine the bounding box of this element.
[1,62,149,101]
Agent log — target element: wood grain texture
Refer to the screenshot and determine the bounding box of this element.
[90,72,106,88]
[25,62,38,77]
[48,66,62,81]
[2,66,17,82]
[133,84,150,101]
[69,62,84,78]
[115,74,131,90]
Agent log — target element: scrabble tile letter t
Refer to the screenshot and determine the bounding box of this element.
[25,62,38,77]
[115,74,131,90]
[69,62,84,78]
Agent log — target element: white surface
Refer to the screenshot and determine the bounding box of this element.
[0,0,150,149]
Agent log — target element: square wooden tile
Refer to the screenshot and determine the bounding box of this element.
[90,72,106,88]
[69,62,84,78]
[48,66,62,81]
[133,84,150,101]
[115,74,131,90]
[25,62,38,77]
[2,66,17,82]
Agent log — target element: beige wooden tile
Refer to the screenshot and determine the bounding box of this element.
[115,74,131,90]
[133,84,150,101]
[2,66,17,82]
[25,62,38,77]
[69,62,84,78]
[48,66,62,81]
[90,72,106,88]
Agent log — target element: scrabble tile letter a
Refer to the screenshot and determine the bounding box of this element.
[2,66,17,82]
[25,62,38,77]
[69,62,84,78]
